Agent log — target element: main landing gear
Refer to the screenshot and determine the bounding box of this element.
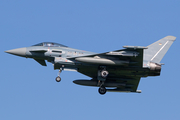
[98,86,106,95]
[97,66,109,95]
[101,70,109,78]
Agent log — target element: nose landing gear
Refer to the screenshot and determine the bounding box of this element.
[55,67,63,82]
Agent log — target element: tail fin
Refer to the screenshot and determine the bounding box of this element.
[144,36,176,63]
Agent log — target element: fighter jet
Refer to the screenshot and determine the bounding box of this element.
[5,36,176,95]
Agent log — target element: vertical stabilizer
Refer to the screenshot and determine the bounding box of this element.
[144,36,176,63]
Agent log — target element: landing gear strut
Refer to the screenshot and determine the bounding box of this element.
[55,67,63,82]
[97,66,109,95]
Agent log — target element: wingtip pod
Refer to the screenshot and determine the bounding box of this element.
[164,36,176,41]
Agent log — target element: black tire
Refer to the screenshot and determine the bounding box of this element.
[98,86,106,95]
[56,76,61,82]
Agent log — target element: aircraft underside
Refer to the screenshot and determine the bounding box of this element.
[54,63,161,95]
[5,36,176,95]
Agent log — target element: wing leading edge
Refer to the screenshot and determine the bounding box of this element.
[69,46,146,68]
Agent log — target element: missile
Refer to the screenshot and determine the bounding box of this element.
[75,57,129,65]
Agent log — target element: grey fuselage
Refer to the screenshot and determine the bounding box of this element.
[26,45,96,70]
[5,36,176,94]
[6,43,161,78]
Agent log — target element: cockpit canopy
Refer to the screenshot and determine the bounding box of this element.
[32,42,67,47]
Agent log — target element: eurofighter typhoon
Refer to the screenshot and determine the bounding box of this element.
[5,36,176,95]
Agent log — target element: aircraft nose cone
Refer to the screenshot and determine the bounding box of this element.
[5,47,27,57]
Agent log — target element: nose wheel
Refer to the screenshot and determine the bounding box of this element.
[56,76,61,82]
